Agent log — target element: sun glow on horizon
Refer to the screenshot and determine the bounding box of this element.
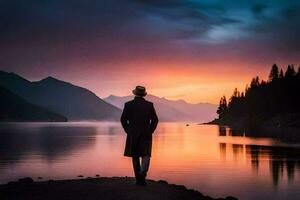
[82,62,270,104]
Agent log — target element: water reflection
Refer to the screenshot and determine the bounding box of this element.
[0,124,97,164]
[218,126,246,137]
[218,125,300,141]
[0,123,299,200]
[219,126,300,187]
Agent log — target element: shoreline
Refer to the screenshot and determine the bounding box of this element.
[203,119,300,142]
[0,177,238,200]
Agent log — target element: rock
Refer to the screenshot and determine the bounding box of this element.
[7,181,17,186]
[158,180,168,184]
[18,177,34,184]
[37,177,43,180]
[95,174,100,177]
[171,184,186,190]
[0,177,238,200]
[78,175,84,178]
[225,196,238,200]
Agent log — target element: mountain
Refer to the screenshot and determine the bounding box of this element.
[104,94,217,122]
[0,86,67,122]
[0,71,121,121]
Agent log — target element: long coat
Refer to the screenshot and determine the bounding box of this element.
[120,97,158,157]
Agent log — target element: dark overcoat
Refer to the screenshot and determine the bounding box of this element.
[120,97,158,157]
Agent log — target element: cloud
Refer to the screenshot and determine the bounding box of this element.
[1,0,300,103]
[251,4,268,15]
[1,0,300,72]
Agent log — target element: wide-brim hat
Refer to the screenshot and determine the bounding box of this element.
[132,85,147,96]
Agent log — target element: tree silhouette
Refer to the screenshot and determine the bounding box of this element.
[245,84,249,94]
[217,96,227,119]
[232,88,240,97]
[214,64,300,129]
[285,64,296,77]
[269,64,279,82]
[241,92,244,98]
[279,68,284,78]
[250,76,260,88]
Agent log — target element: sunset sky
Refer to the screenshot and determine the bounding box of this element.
[1,0,300,104]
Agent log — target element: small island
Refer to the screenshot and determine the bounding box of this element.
[0,177,237,200]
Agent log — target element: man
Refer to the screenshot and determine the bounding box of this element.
[120,86,159,186]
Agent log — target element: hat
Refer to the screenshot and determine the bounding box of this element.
[132,85,147,96]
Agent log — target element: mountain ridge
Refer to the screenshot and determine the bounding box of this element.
[0,70,122,121]
[0,70,217,122]
[0,86,67,122]
[104,94,217,122]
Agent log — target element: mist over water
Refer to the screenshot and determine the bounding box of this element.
[0,122,299,200]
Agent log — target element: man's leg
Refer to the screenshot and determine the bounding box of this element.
[140,156,150,183]
[141,156,150,173]
[132,157,141,183]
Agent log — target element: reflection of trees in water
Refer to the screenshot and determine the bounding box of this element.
[247,145,259,172]
[232,144,243,160]
[218,126,245,137]
[0,125,97,166]
[218,125,300,141]
[219,143,300,187]
[219,143,226,160]
[249,145,300,186]
[218,126,226,136]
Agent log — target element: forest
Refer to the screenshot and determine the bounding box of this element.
[212,64,300,131]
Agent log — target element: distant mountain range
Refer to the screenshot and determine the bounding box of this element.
[0,86,67,122]
[0,71,121,121]
[104,95,217,122]
[0,70,217,122]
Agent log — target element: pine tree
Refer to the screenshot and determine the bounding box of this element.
[285,64,296,77]
[217,96,227,119]
[245,84,249,96]
[268,64,279,82]
[250,76,260,88]
[297,66,300,76]
[279,68,284,78]
[233,88,240,97]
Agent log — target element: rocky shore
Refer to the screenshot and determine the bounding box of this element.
[0,177,238,200]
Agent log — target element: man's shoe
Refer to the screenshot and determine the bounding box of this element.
[139,179,147,186]
[135,173,147,186]
[136,179,146,186]
[135,174,142,185]
[139,172,147,186]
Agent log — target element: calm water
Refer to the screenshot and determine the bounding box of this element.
[0,122,299,200]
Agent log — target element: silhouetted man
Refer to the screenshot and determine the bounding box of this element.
[120,86,158,186]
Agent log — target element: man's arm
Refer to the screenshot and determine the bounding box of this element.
[120,103,130,133]
[150,103,158,133]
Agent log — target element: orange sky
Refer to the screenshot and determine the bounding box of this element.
[56,59,272,104]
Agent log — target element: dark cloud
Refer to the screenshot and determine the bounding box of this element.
[0,0,139,40]
[133,0,185,7]
[0,0,300,73]
[281,4,300,19]
[251,4,267,15]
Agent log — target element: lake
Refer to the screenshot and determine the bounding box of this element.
[0,122,299,199]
